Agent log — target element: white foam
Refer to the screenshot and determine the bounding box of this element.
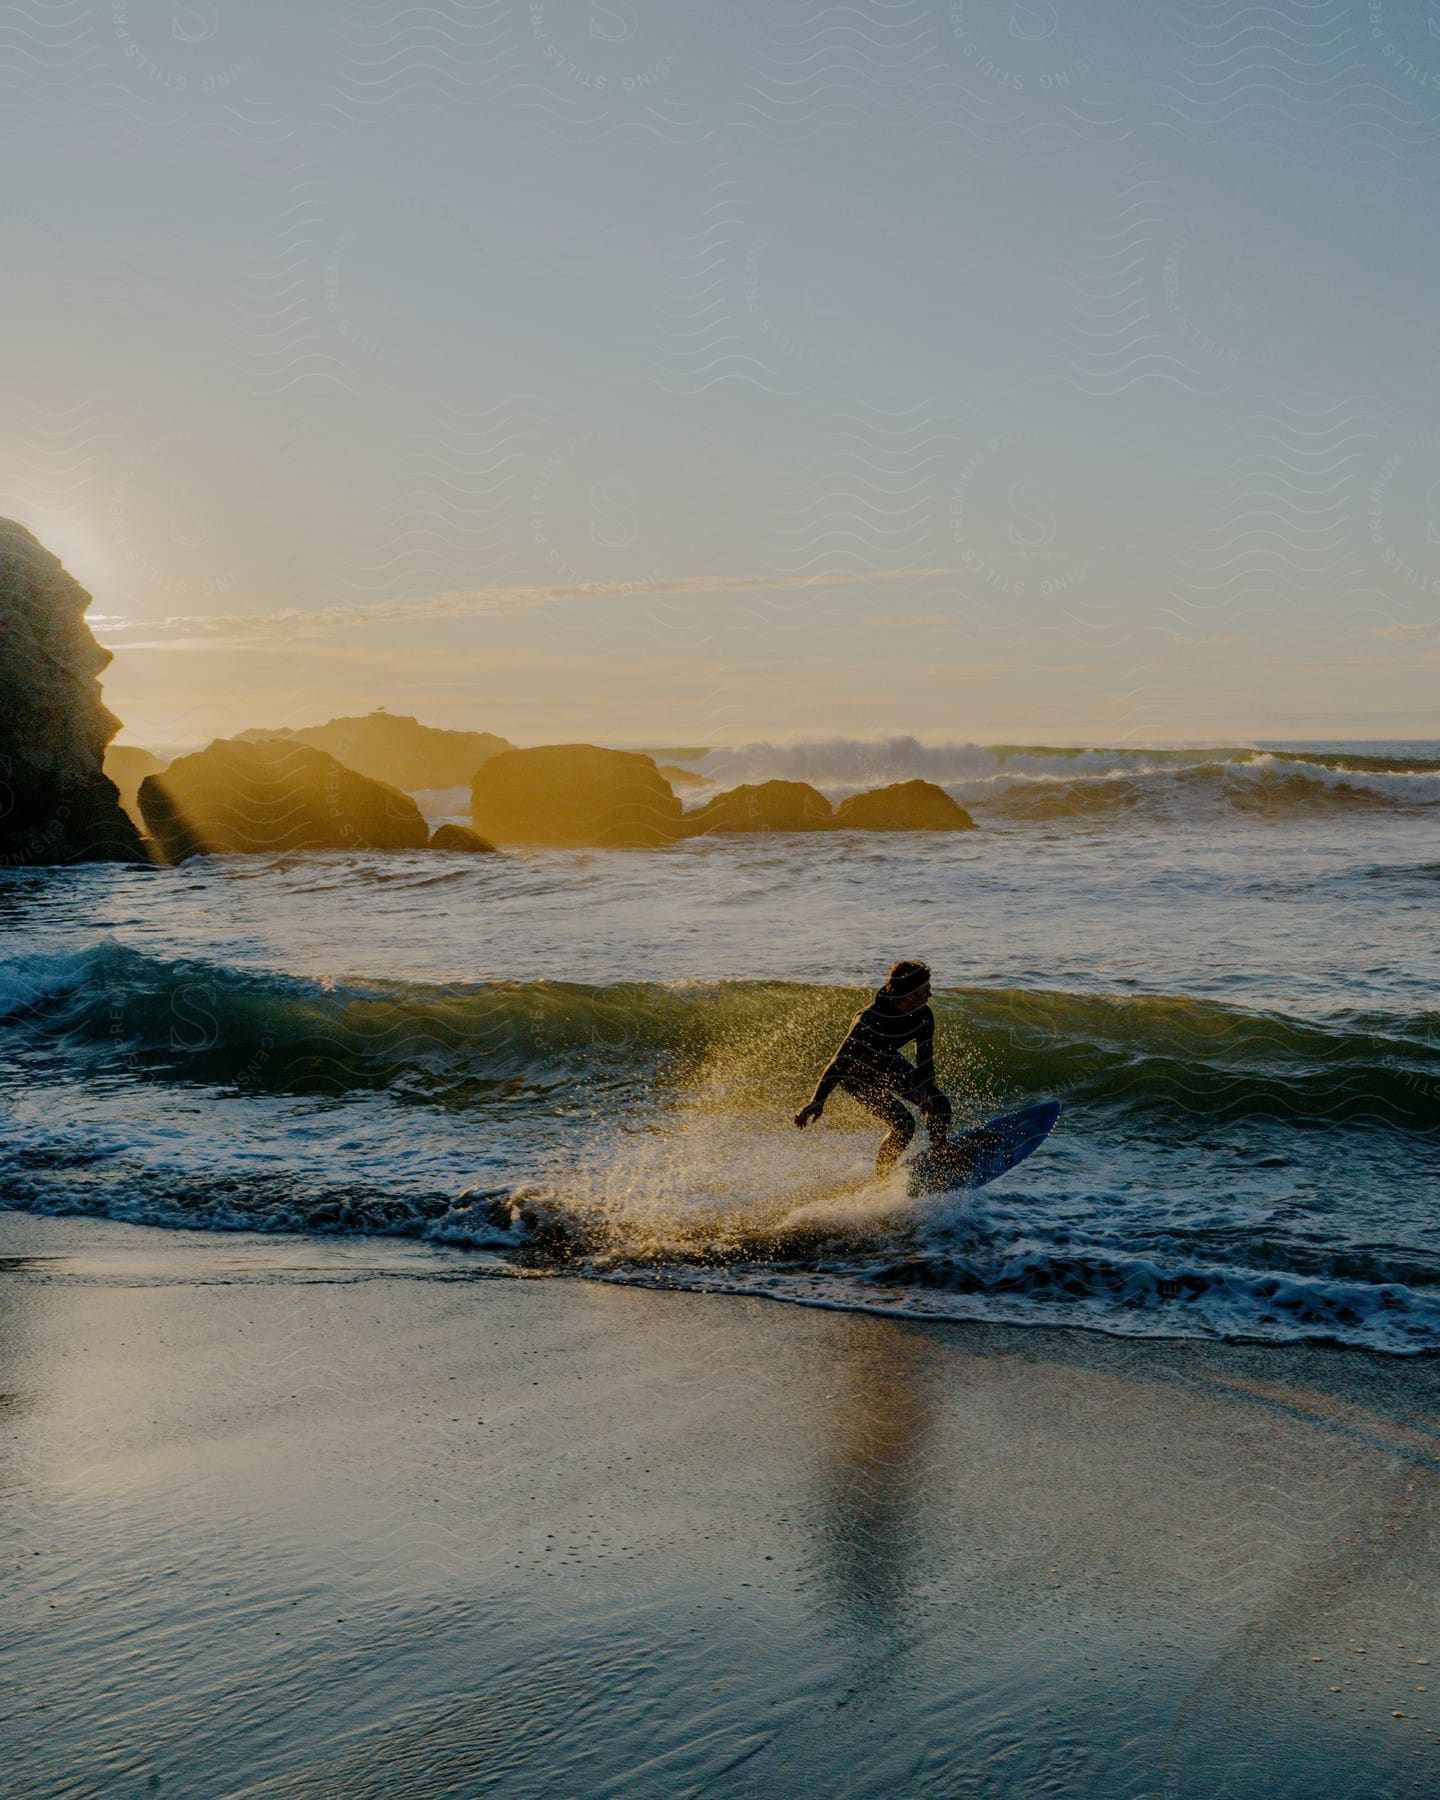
[692,739,1440,813]
[1228,754,1440,807]
[0,945,100,1018]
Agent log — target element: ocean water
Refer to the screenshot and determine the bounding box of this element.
[2,740,1436,1354]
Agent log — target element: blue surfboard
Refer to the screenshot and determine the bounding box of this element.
[906,1099,1061,1196]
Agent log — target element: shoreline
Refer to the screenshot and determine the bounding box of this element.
[3,1209,1437,1797]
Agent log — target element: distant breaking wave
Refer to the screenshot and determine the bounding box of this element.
[693,739,1440,816]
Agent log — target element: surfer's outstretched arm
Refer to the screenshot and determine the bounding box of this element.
[794,1021,861,1127]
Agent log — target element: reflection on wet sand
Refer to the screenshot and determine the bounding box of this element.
[811,1319,942,1636]
[3,1223,1439,1797]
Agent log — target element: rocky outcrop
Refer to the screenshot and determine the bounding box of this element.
[429,823,497,853]
[833,779,975,831]
[0,519,147,865]
[680,777,974,836]
[658,763,708,788]
[104,744,168,831]
[684,780,833,835]
[471,744,683,847]
[240,711,511,792]
[139,737,429,860]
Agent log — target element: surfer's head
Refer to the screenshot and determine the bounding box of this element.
[884,960,932,1012]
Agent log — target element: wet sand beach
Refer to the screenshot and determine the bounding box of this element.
[2,1210,1437,1799]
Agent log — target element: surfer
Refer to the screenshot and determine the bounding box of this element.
[794,960,953,1177]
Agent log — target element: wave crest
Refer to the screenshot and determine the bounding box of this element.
[3,944,1434,1129]
[694,738,1440,817]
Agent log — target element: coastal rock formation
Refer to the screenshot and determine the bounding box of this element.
[684,780,833,835]
[658,763,708,788]
[471,744,683,847]
[833,779,975,832]
[429,823,497,853]
[0,519,146,865]
[241,711,511,792]
[104,744,168,831]
[139,737,429,860]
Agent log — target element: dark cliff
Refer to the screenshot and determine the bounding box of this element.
[0,519,145,865]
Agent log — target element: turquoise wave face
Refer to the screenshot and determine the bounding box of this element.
[5,944,1436,1129]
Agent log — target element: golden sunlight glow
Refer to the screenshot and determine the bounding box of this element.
[20,512,118,602]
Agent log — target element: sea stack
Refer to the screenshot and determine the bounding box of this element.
[139,737,430,860]
[683,780,833,835]
[832,780,975,831]
[471,744,683,847]
[429,823,497,853]
[0,518,146,865]
[240,711,512,792]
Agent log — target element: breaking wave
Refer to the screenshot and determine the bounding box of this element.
[693,739,1440,818]
[3,943,1435,1127]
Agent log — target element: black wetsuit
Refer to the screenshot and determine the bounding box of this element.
[810,991,952,1170]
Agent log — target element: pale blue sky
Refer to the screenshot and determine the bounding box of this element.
[3,0,1437,747]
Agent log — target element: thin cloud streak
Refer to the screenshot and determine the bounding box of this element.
[1369,621,1440,640]
[87,558,1082,647]
[92,566,954,644]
